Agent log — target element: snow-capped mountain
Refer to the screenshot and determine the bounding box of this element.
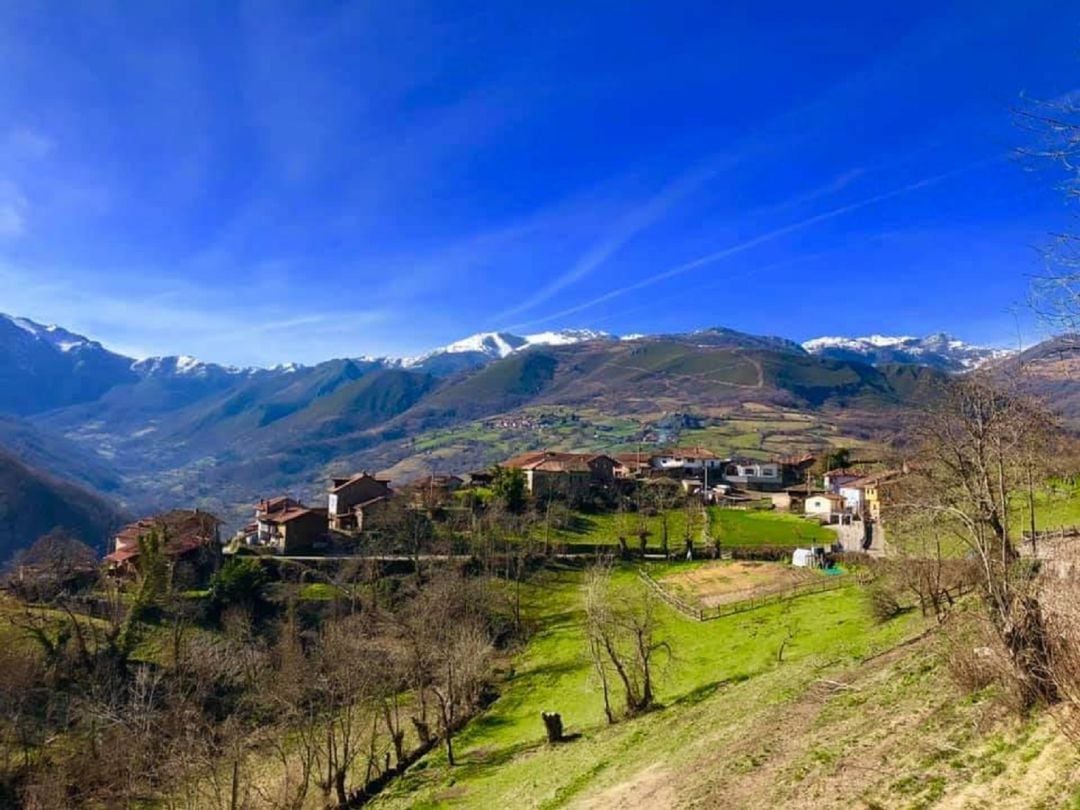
[132,354,252,378]
[5,313,104,354]
[407,331,527,364]
[0,311,1026,420]
[0,313,138,414]
[398,329,614,374]
[802,333,1012,372]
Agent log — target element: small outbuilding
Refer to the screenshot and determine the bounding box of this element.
[792,547,824,568]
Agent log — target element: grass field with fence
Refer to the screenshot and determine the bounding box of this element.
[536,506,834,550]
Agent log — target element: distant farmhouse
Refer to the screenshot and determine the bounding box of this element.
[502,447,819,503]
[250,497,328,555]
[649,447,724,475]
[721,458,783,490]
[105,509,222,583]
[401,474,464,507]
[234,472,395,556]
[804,492,848,521]
[328,473,394,532]
[501,451,616,500]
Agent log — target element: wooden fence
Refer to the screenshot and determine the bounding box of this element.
[637,567,866,622]
[1021,526,1080,558]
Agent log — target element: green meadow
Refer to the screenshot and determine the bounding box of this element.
[373,563,920,808]
[539,506,834,550]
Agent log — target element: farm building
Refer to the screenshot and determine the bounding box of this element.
[804,493,848,521]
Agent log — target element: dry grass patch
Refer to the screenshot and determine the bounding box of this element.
[659,561,820,608]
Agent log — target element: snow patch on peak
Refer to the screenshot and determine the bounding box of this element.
[175,355,202,373]
[402,329,614,368]
[803,335,917,352]
[522,328,611,348]
[3,313,96,352]
[10,317,42,336]
[132,355,249,377]
[802,333,1013,371]
[441,331,527,359]
[270,362,303,374]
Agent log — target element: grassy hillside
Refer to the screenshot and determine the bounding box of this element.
[536,507,834,550]
[373,565,1080,809]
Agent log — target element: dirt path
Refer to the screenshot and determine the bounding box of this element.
[575,764,677,810]
[567,633,1079,809]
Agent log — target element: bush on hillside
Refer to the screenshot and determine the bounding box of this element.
[865,579,902,623]
[209,557,269,610]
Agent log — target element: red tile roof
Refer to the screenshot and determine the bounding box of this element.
[256,496,302,515]
[261,506,327,524]
[110,509,221,564]
[330,473,392,494]
[502,451,614,473]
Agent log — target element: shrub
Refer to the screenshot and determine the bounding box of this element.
[728,545,792,562]
[865,579,901,623]
[210,558,269,609]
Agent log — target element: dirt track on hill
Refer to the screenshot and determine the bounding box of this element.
[570,633,1080,810]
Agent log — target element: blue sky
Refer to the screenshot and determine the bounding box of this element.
[0,1,1078,366]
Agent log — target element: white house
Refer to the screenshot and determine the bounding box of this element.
[649,447,725,474]
[804,493,847,520]
[838,485,864,512]
[723,459,782,490]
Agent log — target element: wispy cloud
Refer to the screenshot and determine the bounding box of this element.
[512,162,989,330]
[493,163,721,321]
[0,182,27,238]
[0,259,392,366]
[4,127,54,160]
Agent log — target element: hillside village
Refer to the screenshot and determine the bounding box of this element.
[94,443,906,587]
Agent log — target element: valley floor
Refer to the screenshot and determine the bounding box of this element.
[372,565,1080,809]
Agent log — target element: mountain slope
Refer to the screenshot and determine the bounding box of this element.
[380,338,948,456]
[0,314,138,414]
[0,415,125,495]
[0,450,127,562]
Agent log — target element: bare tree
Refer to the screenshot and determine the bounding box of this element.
[877,498,977,624]
[404,571,495,766]
[426,622,492,766]
[897,375,1059,705]
[1018,95,1080,338]
[682,496,705,559]
[311,615,378,806]
[583,565,671,719]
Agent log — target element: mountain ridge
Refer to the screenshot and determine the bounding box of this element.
[0,313,1011,389]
